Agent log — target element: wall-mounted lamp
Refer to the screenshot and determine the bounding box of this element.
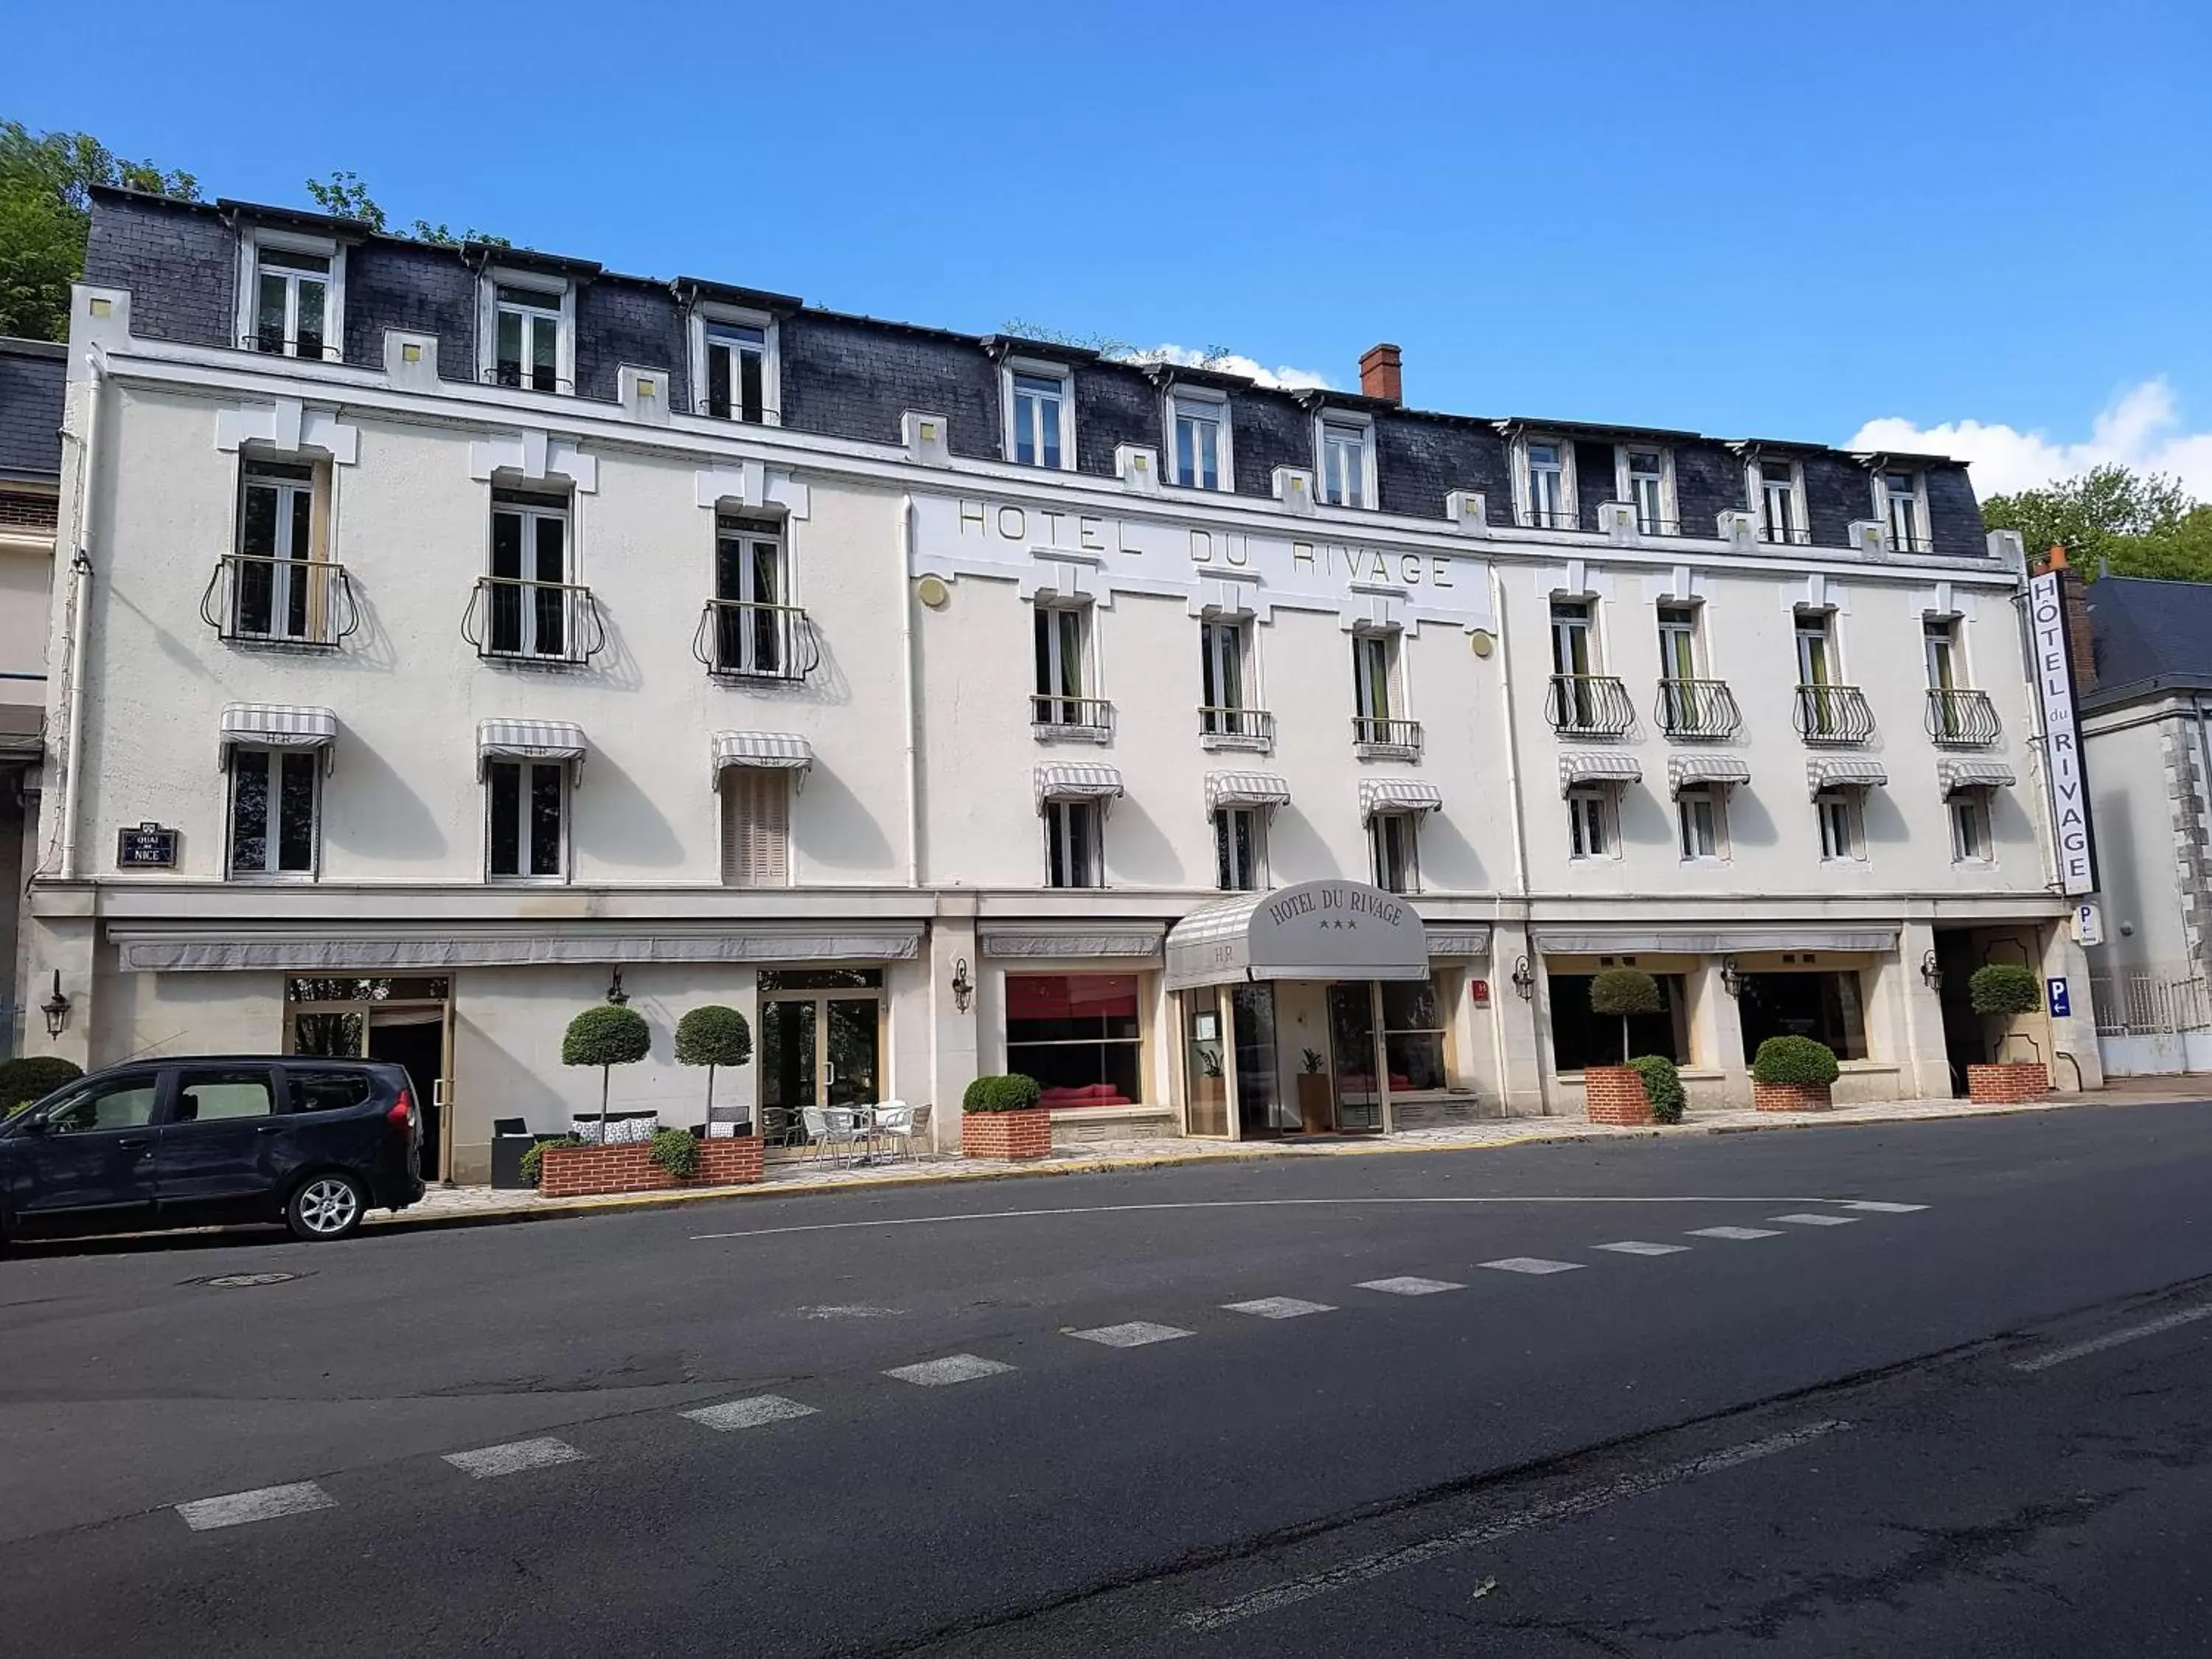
[1719,956,1742,998]
[40,970,70,1039]
[950,956,973,1014]
[1510,956,1535,1001]
[1920,950,1944,992]
[605,966,629,1006]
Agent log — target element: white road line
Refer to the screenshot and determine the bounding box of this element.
[886,1354,1016,1386]
[1224,1297,1335,1319]
[443,1438,585,1479]
[1178,1420,1851,1634]
[683,1395,820,1431]
[1688,1226,1782,1241]
[1357,1276,1466,1295]
[2013,1304,2212,1374]
[176,1482,336,1532]
[1479,1257,1583,1276]
[1591,1241,1691,1256]
[1772,1213,1859,1228]
[1068,1321,1195,1348]
[1837,1200,1928,1213]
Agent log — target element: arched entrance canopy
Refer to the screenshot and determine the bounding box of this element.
[1165,880,1429,992]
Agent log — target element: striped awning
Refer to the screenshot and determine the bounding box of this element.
[1668,754,1750,797]
[1358,778,1443,823]
[1806,758,1888,799]
[1035,762,1125,809]
[711,731,814,781]
[219,703,337,753]
[476,719,588,768]
[1939,759,2017,796]
[1557,751,1641,796]
[1205,771,1292,812]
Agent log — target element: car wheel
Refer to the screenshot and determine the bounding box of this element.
[287,1173,366,1242]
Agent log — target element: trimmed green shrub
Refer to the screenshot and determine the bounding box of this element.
[0,1056,83,1111]
[562,1004,652,1141]
[648,1127,700,1179]
[674,1005,751,1122]
[1588,968,1661,1065]
[521,1135,583,1187]
[1750,1035,1840,1088]
[961,1074,1042,1114]
[1969,962,2040,1018]
[1629,1054,1686,1124]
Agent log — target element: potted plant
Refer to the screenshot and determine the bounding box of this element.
[1583,968,1660,1124]
[670,1003,767,1183]
[1750,1034,1840,1111]
[1295,1047,1333,1135]
[1966,963,2048,1102]
[540,1004,657,1195]
[1628,1054,1686,1125]
[961,1073,1050,1161]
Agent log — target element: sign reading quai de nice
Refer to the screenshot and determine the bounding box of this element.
[2029,569,2098,897]
[911,492,1496,631]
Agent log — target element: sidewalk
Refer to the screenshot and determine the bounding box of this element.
[368,1080,2208,1234]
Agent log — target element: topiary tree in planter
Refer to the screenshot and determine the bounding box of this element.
[1589,968,1660,1065]
[1629,1054,1686,1124]
[674,1004,752,1128]
[562,1004,652,1144]
[0,1054,83,1113]
[961,1073,1047,1160]
[1968,963,2040,1019]
[1750,1035,1840,1111]
[962,1074,1043,1113]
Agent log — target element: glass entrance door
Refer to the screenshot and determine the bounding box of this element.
[825,999,880,1107]
[287,976,453,1177]
[1326,984,1382,1131]
[759,986,882,1147]
[1232,983,1289,1135]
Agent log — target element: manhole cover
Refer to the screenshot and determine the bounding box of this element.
[201,1272,301,1289]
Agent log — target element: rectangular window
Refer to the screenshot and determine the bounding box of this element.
[175,1068,277,1123]
[1352,632,1394,722]
[1924,616,1959,689]
[1550,599,1595,677]
[1950,792,1992,863]
[1214,807,1262,891]
[1524,441,1571,527]
[1549,971,1688,1068]
[1369,812,1419,894]
[1655,602,1699,682]
[1884,471,1924,551]
[234,461,319,641]
[1794,608,1834,686]
[1045,799,1103,888]
[253,246,333,359]
[1567,790,1610,860]
[1739,970,1868,1062]
[720,767,791,887]
[1816,790,1860,861]
[1758,457,1804,544]
[1005,973,1141,1106]
[488,491,571,660]
[487,759,566,879]
[1623,448,1670,534]
[1200,617,1248,733]
[1033,604,1091,726]
[228,748,319,877]
[1677,787,1724,860]
[703,320,770,422]
[493,285,563,392]
[1172,394,1228,490]
[713,515,792,677]
[1011,370,1069,469]
[1319,418,1370,507]
[1382,978,1450,1092]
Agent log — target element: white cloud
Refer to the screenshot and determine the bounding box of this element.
[1121,343,1335,392]
[1847,379,2212,501]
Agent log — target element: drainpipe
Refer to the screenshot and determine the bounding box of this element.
[57,349,106,883]
[899,493,921,888]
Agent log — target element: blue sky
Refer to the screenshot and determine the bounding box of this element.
[6,0,2209,493]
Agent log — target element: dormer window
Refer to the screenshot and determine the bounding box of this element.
[1756,455,1806,544]
[695,313,777,424]
[1882,470,1927,552]
[1318,414,1374,508]
[1170,390,1231,491]
[238,232,343,361]
[479,275,573,393]
[1518,438,1576,529]
[1005,364,1074,470]
[1618,447,1674,535]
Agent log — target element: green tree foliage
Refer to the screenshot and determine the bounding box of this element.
[961,1074,1042,1113]
[1627,1054,1686,1124]
[0,121,198,340]
[1587,967,1660,1065]
[302,172,509,246]
[562,1004,652,1141]
[1968,962,2041,1018]
[1750,1035,1840,1088]
[1983,464,2212,581]
[673,1004,751,1119]
[0,1054,85,1110]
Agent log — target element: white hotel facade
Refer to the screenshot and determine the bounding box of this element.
[27,188,2101,1179]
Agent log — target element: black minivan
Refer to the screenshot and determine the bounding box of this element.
[0,1057,425,1246]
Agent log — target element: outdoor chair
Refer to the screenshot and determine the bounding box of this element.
[799,1105,866,1166]
[871,1101,915,1161]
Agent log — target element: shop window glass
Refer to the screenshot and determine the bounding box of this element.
[1380,978,1448,1091]
[1006,974,1142,1107]
[1549,971,1689,1069]
[757,969,883,992]
[1737,970,1868,1062]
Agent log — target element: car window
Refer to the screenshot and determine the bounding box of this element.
[286,1070,375,1113]
[44,1078,159,1135]
[173,1070,276,1123]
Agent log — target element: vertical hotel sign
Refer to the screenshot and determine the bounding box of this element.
[2029,569,2098,895]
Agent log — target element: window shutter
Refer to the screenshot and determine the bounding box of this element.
[720,770,790,887]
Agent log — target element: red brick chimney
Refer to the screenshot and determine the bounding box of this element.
[2033,543,2097,690]
[1358,343,1402,404]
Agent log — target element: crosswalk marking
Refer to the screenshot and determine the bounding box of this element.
[683,1395,820,1431]
[1068,1321,1195,1347]
[1592,1241,1691,1256]
[1357,1276,1465,1295]
[1837,1200,1927,1213]
[886,1353,1016,1386]
[1687,1226,1782,1241]
[1772,1213,1859,1228]
[1224,1297,1335,1319]
[443,1439,585,1479]
[176,1482,336,1531]
[1479,1257,1584,1276]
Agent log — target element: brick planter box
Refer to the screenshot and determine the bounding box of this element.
[962,1109,1053,1161]
[1752,1081,1833,1113]
[1583,1065,1654,1127]
[539,1135,765,1198]
[1966,1062,2048,1105]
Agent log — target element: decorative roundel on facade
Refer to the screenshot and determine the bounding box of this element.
[916,575,951,610]
[1470,630,1495,658]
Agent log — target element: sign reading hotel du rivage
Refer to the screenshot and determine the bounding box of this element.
[2028,570,2098,897]
[911,493,1496,631]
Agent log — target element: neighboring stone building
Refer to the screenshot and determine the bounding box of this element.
[25,184,2101,1180]
[0,335,63,1044]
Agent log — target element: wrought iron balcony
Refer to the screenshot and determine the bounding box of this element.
[199,554,361,650]
[462,576,608,667]
[1199,706,1274,751]
[692,599,819,683]
[1519,508,1581,532]
[1546,674,1637,738]
[1926,686,2002,748]
[1032,694,1114,741]
[1760,524,1814,547]
[1654,678,1742,740]
[237,331,341,363]
[1352,716,1424,757]
[1793,684,1876,745]
[479,363,574,394]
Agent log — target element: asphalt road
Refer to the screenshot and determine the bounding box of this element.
[4,1102,2212,1657]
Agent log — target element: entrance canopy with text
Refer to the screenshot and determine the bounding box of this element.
[1166,881,1430,991]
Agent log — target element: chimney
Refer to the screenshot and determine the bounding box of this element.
[2034,543,2097,691]
[1358,342,1402,404]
